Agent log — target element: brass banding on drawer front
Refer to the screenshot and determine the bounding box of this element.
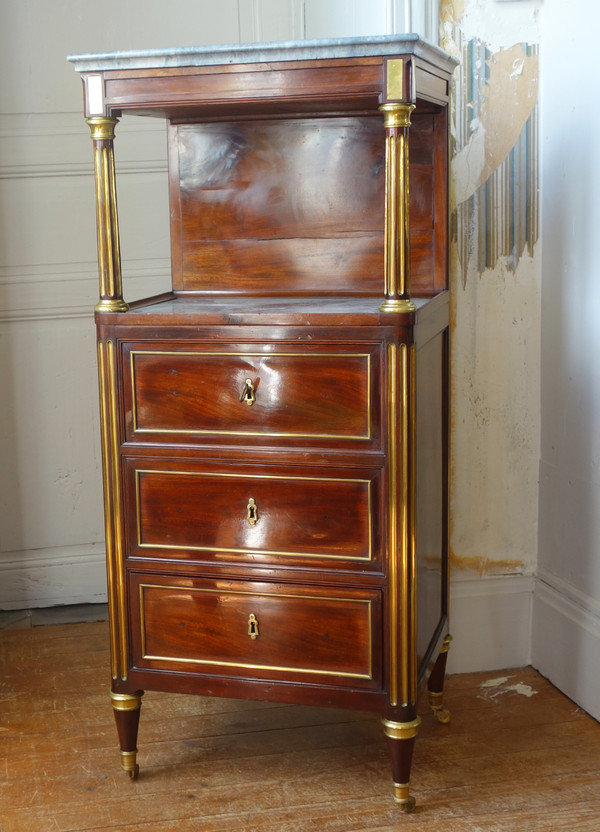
[130,464,377,564]
[125,347,373,441]
[132,577,382,688]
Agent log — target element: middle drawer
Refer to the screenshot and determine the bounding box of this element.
[124,458,382,572]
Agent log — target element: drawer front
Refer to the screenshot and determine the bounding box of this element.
[125,459,381,570]
[130,574,382,689]
[122,344,377,445]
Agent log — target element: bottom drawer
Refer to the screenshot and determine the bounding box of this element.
[130,574,382,690]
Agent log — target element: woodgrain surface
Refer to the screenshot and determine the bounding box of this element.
[1,620,599,831]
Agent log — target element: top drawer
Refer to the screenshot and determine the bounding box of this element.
[122,343,380,447]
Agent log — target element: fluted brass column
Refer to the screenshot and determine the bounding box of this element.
[86,117,128,313]
[379,103,416,313]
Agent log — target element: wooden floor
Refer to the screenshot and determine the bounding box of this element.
[1,621,599,831]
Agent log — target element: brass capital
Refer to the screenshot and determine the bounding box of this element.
[86,116,119,141]
[382,716,421,741]
[379,103,415,130]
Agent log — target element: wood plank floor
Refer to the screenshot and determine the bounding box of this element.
[1,621,599,831]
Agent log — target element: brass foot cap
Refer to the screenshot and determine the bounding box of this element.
[392,782,416,812]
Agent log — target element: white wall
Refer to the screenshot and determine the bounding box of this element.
[0,0,427,609]
[0,0,272,609]
[533,0,600,721]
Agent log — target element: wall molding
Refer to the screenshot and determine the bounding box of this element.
[447,574,534,674]
[0,112,168,181]
[0,544,107,609]
[532,573,600,721]
[0,259,171,322]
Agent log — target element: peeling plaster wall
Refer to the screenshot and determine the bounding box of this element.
[441,0,542,588]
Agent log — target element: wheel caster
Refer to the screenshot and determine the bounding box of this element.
[433,707,451,724]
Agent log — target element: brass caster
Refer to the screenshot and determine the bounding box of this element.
[120,750,139,780]
[392,782,416,813]
[429,691,450,723]
[434,707,451,724]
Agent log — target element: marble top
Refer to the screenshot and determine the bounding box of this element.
[68,34,457,73]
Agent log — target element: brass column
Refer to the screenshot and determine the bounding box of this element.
[86,117,128,313]
[379,103,416,313]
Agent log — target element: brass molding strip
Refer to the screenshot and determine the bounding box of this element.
[129,350,372,440]
[387,342,417,707]
[107,340,128,680]
[134,468,373,562]
[97,341,118,680]
[387,343,399,705]
[139,583,374,680]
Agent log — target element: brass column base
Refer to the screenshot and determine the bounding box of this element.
[95,298,129,313]
[379,297,418,314]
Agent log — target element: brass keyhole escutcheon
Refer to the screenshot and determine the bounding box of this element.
[247,497,258,526]
[240,378,256,406]
[248,613,259,640]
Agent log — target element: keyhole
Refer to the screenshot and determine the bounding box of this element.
[247,613,259,640]
[247,498,258,526]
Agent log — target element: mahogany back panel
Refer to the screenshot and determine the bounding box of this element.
[169,112,444,296]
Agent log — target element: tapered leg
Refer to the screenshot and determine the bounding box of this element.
[382,716,421,812]
[428,635,452,723]
[109,690,144,779]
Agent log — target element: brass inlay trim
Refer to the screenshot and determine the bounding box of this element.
[139,583,374,680]
[129,350,372,441]
[386,59,404,101]
[107,340,128,680]
[97,342,118,681]
[381,716,421,741]
[134,469,373,562]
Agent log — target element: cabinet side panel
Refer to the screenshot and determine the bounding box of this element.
[415,329,448,669]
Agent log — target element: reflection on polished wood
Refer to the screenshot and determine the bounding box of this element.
[1,622,599,831]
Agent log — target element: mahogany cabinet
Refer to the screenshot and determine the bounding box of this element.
[69,36,457,811]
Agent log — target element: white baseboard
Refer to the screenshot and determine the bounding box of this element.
[0,545,107,610]
[532,573,600,722]
[446,574,534,674]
